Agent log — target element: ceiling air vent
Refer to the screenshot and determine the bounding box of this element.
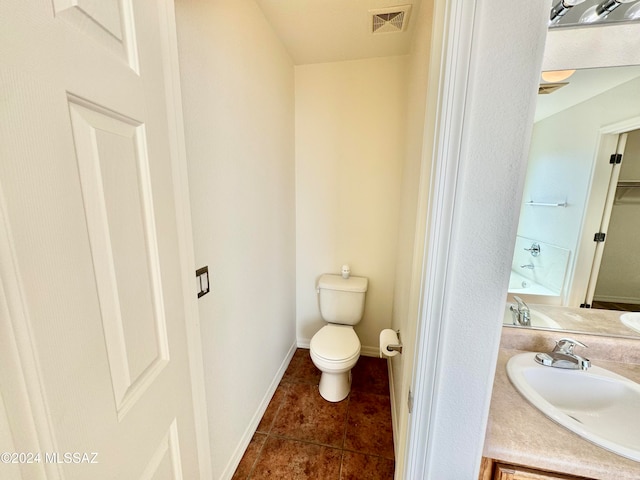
[370,5,411,34]
[538,82,569,95]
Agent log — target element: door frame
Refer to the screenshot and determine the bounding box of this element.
[568,115,640,307]
[582,133,628,307]
[402,0,549,477]
[155,1,212,478]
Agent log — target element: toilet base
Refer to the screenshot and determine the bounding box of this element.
[318,370,352,402]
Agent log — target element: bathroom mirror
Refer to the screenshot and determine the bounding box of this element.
[503,28,640,338]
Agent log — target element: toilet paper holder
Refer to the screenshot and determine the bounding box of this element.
[386,343,403,354]
[380,328,403,357]
[386,329,402,354]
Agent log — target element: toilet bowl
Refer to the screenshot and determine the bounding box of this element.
[310,324,361,402]
[309,273,368,402]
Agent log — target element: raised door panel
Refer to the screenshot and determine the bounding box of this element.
[140,420,184,480]
[68,96,170,420]
[52,0,139,72]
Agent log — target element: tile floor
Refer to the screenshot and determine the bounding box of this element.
[232,348,395,479]
[591,301,640,312]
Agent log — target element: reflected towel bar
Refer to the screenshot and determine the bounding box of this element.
[525,201,567,207]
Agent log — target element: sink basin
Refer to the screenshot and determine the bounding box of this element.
[507,352,640,462]
[504,306,562,329]
[621,312,640,334]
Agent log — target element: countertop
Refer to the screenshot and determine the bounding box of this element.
[523,304,640,339]
[483,328,640,479]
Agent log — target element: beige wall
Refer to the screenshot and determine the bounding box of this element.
[295,56,408,353]
[174,1,296,478]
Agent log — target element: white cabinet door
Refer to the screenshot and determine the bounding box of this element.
[0,1,206,478]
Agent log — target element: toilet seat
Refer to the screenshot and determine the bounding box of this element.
[310,324,360,363]
[310,324,361,402]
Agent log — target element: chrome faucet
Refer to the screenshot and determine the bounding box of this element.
[535,338,591,371]
[510,295,531,326]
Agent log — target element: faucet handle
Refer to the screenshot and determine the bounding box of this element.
[524,243,541,256]
[536,337,591,370]
[513,295,528,308]
[554,338,587,355]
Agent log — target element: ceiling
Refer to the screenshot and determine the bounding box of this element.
[255,0,422,65]
[253,1,640,120]
[536,65,640,122]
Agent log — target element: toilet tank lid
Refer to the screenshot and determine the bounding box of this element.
[318,274,368,293]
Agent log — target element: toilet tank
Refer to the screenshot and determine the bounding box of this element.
[317,274,368,325]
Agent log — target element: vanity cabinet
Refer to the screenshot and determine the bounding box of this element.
[479,458,594,480]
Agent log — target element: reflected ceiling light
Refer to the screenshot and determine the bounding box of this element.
[579,0,637,23]
[550,0,586,24]
[541,70,576,82]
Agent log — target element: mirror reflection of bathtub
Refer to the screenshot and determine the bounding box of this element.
[507,236,570,307]
[504,239,605,333]
[508,270,557,296]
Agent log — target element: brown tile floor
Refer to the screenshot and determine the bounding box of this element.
[232,348,395,479]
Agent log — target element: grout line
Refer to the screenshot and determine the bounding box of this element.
[341,389,351,451]
[341,446,396,461]
[267,432,345,451]
[245,433,268,480]
[266,383,291,434]
[264,432,395,462]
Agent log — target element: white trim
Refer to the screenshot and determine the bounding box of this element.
[387,358,399,458]
[360,345,382,357]
[404,0,477,474]
[297,339,311,349]
[404,0,549,477]
[156,1,212,477]
[601,115,640,135]
[583,134,627,307]
[568,115,640,307]
[220,341,297,480]
[593,294,640,304]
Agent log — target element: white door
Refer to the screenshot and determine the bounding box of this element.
[583,133,628,307]
[0,1,206,479]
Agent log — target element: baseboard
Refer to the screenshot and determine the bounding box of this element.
[360,345,381,357]
[221,341,297,480]
[592,294,640,305]
[297,338,379,357]
[387,358,399,458]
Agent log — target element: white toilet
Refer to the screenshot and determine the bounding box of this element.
[310,273,368,402]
